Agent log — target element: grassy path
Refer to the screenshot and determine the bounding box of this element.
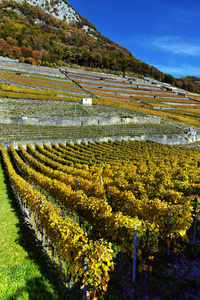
[0,156,69,300]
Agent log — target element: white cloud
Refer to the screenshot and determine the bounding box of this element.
[151,36,200,57]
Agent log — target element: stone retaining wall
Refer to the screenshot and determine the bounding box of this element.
[3,134,198,149]
[87,88,187,100]
[81,84,169,94]
[0,57,65,78]
[0,115,160,127]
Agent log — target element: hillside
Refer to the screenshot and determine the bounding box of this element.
[0,0,136,69]
[2,2,200,299]
[2,138,200,299]
[0,0,200,145]
[0,0,200,94]
[1,56,200,144]
[17,0,81,23]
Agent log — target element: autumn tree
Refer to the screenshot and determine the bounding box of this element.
[20,45,33,57]
[0,38,12,56]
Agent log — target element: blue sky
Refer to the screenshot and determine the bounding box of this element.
[69,0,200,78]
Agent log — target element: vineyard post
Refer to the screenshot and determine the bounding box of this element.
[41,200,44,244]
[132,224,138,282]
[67,269,72,294]
[26,205,29,217]
[167,209,171,256]
[46,237,49,252]
[83,252,88,300]
[59,256,63,275]
[52,245,55,261]
[100,175,103,184]
[41,226,44,244]
[193,198,199,244]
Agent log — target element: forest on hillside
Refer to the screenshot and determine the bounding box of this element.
[1,0,200,94]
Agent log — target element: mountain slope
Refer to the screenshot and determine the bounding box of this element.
[16,0,89,28]
[0,0,200,94]
[19,0,80,23]
[0,0,137,66]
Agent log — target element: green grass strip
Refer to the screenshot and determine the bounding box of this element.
[0,155,69,299]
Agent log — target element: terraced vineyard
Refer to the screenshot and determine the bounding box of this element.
[66,68,192,105]
[1,59,200,143]
[0,123,184,143]
[2,139,200,299]
[66,67,200,127]
[2,59,200,299]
